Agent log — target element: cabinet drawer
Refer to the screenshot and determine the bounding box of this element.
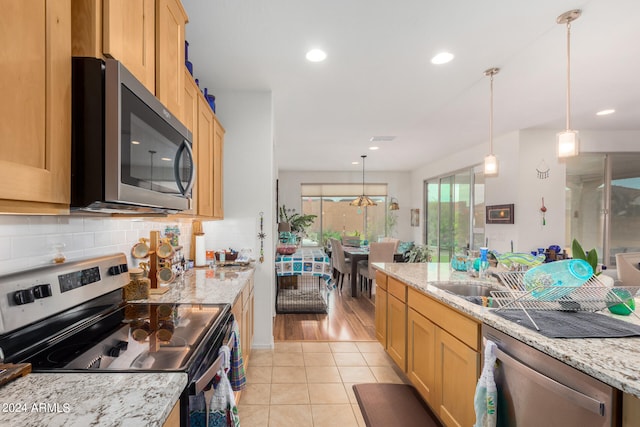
[388,277,406,302]
[408,287,480,351]
[375,271,388,290]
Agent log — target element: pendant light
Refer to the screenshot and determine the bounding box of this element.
[484,67,499,176]
[556,9,581,158]
[389,197,400,210]
[351,155,377,207]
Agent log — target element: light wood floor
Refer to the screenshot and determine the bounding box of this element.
[273,288,376,341]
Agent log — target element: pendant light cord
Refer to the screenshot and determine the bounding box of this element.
[565,21,572,131]
[489,72,494,155]
[361,155,366,195]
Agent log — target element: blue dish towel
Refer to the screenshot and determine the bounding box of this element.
[188,392,207,427]
[229,320,246,391]
[474,339,498,427]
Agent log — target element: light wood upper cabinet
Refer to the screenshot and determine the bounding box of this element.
[0,0,71,214]
[212,116,225,219]
[195,96,215,217]
[155,0,187,117]
[103,0,155,92]
[188,75,225,220]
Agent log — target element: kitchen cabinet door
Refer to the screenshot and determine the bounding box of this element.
[103,0,155,93]
[242,277,254,366]
[435,328,479,427]
[407,308,437,408]
[387,293,407,371]
[195,96,214,217]
[374,271,388,347]
[0,0,71,214]
[375,287,388,347]
[155,0,187,117]
[212,116,225,219]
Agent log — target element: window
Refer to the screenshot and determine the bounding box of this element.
[301,184,388,246]
[566,153,640,266]
[425,167,484,262]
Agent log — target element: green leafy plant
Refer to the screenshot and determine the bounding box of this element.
[278,206,317,235]
[571,238,600,276]
[405,244,432,263]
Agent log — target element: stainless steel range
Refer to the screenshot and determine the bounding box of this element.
[0,253,232,426]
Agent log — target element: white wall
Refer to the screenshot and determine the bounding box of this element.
[409,129,640,255]
[277,170,412,242]
[202,90,276,349]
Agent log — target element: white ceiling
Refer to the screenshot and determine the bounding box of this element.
[183,0,640,172]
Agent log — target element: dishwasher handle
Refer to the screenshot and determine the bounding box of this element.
[494,347,605,416]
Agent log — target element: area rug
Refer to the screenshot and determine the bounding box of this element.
[276,289,327,313]
[352,383,443,427]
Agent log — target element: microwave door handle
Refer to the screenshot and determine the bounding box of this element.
[174,140,195,196]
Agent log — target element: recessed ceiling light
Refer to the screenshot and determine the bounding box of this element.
[369,136,396,142]
[369,146,379,150]
[431,52,454,65]
[352,161,359,165]
[596,109,615,116]
[161,157,172,162]
[306,49,327,62]
[131,140,140,145]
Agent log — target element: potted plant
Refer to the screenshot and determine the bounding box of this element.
[571,238,600,276]
[405,244,432,263]
[278,206,317,241]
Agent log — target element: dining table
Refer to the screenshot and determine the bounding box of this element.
[342,246,404,297]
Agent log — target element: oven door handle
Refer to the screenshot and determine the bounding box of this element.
[494,347,605,416]
[193,332,235,395]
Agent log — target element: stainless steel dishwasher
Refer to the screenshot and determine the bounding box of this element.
[483,325,620,426]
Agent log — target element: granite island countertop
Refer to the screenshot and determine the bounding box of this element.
[0,265,256,427]
[374,262,640,398]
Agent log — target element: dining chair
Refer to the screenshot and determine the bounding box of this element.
[358,242,396,297]
[380,237,400,253]
[615,252,640,286]
[330,238,351,291]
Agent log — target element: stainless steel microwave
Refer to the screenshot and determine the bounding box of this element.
[71,57,194,214]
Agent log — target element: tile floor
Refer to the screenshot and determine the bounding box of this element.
[238,341,408,427]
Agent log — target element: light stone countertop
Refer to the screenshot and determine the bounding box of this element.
[0,266,255,427]
[148,266,255,305]
[373,262,640,398]
[0,373,186,427]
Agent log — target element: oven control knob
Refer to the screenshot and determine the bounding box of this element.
[119,264,128,273]
[13,289,35,305]
[107,346,121,357]
[32,284,52,299]
[108,265,122,276]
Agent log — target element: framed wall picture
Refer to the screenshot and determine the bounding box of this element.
[411,209,420,227]
[486,204,514,224]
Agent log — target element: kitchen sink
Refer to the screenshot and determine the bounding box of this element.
[431,282,500,297]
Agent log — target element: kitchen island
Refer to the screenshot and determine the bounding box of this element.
[373,262,640,425]
[374,262,640,397]
[0,265,255,427]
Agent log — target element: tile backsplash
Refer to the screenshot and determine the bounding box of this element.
[0,216,193,275]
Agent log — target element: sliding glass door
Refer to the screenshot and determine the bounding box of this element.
[426,167,482,262]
